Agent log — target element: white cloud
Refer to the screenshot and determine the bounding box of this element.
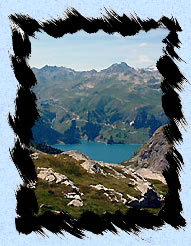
[138,55,152,63]
[124,54,153,68]
[139,42,148,47]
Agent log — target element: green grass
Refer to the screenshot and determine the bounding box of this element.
[34,153,141,198]
[33,153,167,218]
[142,207,162,215]
[147,178,168,196]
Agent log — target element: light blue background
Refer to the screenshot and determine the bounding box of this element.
[0,0,191,245]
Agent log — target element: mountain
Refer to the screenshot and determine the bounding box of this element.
[31,62,168,145]
[29,142,63,154]
[121,125,170,177]
[31,119,81,145]
[100,62,133,73]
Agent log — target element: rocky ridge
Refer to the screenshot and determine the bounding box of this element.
[121,125,171,177]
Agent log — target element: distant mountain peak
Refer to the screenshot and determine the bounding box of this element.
[100,62,133,74]
[40,65,59,72]
[120,61,130,67]
[38,65,75,73]
[90,69,98,73]
[33,63,158,74]
[41,65,56,69]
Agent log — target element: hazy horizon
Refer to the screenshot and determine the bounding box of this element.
[29,28,168,71]
[31,61,158,72]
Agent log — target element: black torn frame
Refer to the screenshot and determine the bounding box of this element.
[8,8,187,238]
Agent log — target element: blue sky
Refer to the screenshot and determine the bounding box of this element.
[29,28,168,71]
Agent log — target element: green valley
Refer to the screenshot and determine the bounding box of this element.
[31,62,168,145]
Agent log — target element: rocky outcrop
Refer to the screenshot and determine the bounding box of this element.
[33,138,168,217]
[64,150,127,178]
[63,190,84,207]
[121,125,171,176]
[37,167,84,207]
[37,167,80,192]
[90,182,163,209]
[136,168,166,184]
[127,188,162,209]
[63,193,82,200]
[63,150,165,209]
[90,184,127,204]
[61,147,167,209]
[121,167,152,195]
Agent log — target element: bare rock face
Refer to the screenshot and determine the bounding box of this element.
[121,125,171,175]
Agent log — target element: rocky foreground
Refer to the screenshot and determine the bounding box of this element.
[31,151,168,217]
[30,125,170,218]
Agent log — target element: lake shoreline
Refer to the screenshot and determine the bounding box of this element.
[52,140,141,164]
[57,139,144,146]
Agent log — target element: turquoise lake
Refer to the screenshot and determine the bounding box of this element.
[52,140,141,163]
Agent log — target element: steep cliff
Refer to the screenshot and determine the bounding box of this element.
[121,125,171,175]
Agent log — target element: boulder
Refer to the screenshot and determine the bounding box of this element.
[54,172,68,184]
[67,199,83,207]
[73,195,81,201]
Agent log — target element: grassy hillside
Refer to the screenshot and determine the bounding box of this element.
[32,151,168,218]
[31,63,168,145]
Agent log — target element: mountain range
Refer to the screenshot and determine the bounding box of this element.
[31,62,168,145]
